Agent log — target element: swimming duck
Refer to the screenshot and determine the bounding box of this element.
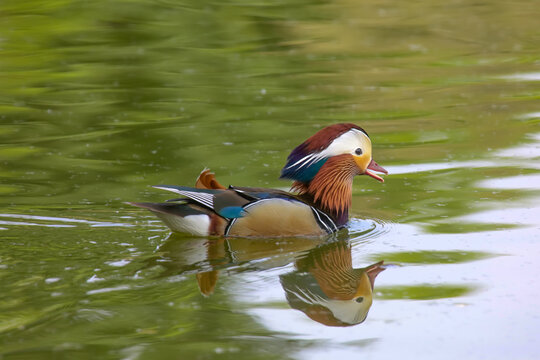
[129,123,387,237]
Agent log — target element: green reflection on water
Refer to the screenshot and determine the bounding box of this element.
[377,285,475,300]
[369,250,496,265]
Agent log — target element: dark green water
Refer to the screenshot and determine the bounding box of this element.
[1,0,539,359]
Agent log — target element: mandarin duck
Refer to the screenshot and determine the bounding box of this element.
[280,240,385,326]
[129,123,387,237]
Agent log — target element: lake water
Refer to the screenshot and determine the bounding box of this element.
[1,0,539,359]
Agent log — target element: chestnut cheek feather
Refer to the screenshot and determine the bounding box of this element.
[306,154,357,216]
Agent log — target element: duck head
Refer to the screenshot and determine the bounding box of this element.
[280,123,387,225]
[281,123,387,182]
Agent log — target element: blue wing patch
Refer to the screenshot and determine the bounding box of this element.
[218,206,247,219]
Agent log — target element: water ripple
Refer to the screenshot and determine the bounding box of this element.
[0,213,134,228]
[347,217,392,241]
[500,72,540,81]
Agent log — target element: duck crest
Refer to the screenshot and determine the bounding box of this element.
[280,123,368,182]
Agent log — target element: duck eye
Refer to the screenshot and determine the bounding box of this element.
[356,297,364,303]
[355,148,363,155]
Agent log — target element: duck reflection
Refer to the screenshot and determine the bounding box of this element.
[280,241,385,326]
[146,234,384,326]
[194,236,325,296]
[146,234,324,295]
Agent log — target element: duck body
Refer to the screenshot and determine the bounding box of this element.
[130,123,387,237]
[132,183,338,237]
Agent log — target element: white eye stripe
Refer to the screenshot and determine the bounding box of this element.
[319,129,372,158]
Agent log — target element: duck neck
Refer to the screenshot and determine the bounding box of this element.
[292,154,358,227]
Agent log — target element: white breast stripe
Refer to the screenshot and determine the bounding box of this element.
[318,210,338,232]
[311,206,338,233]
[311,207,331,233]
